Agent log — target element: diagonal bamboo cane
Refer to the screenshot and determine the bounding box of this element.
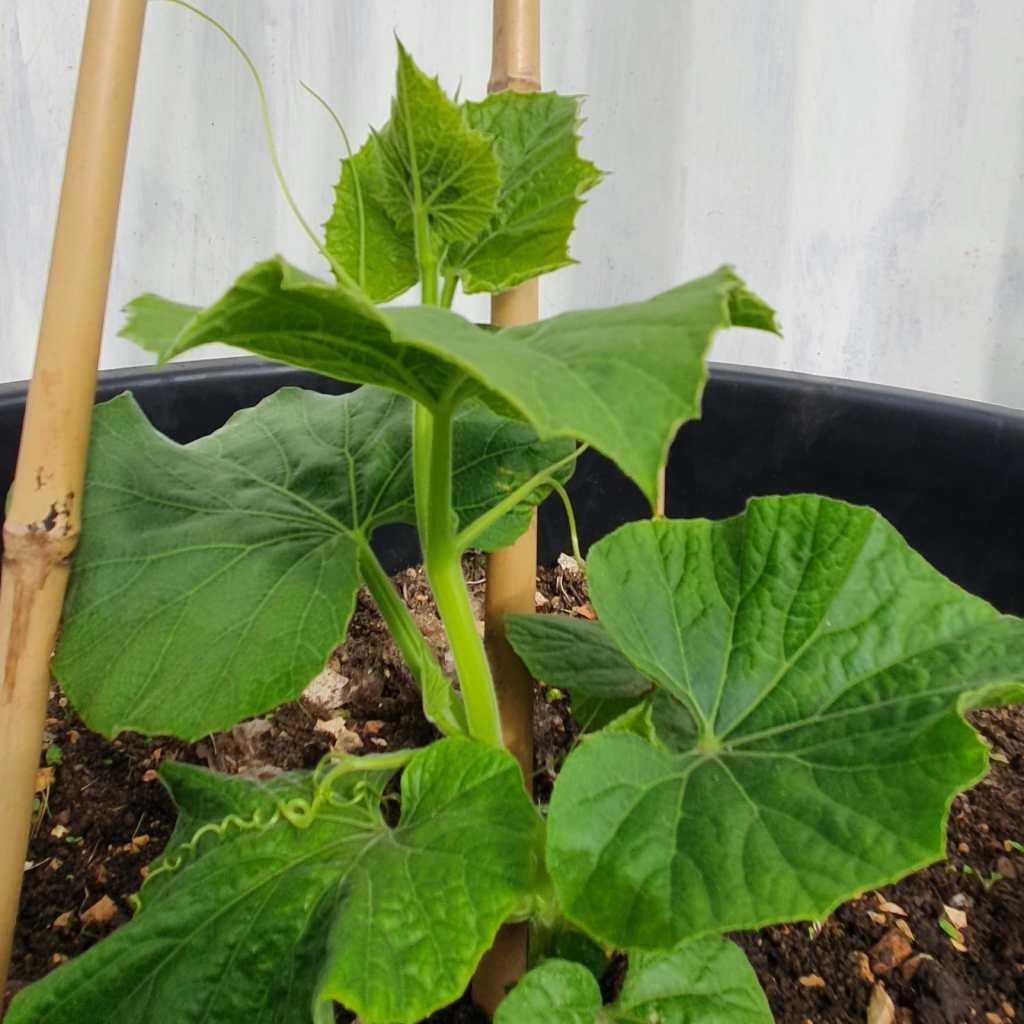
[0,0,146,998]
[472,0,541,1014]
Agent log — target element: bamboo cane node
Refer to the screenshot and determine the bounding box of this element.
[11,491,77,539]
[0,523,76,704]
[487,73,538,93]
[3,513,80,569]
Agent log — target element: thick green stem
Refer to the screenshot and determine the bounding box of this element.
[404,171,498,744]
[424,400,503,747]
[411,171,438,305]
[412,404,433,550]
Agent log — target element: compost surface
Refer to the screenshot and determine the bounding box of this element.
[5,558,1022,1023]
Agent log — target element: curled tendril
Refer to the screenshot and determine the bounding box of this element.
[132,749,415,910]
[131,806,280,910]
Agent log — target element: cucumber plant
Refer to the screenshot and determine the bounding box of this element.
[9,20,1024,1024]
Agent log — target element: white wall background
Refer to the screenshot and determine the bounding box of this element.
[2,1,1023,408]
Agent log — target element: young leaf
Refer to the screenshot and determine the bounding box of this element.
[121,261,776,504]
[506,615,652,730]
[546,495,1024,949]
[55,385,570,739]
[7,739,543,1024]
[494,960,597,1024]
[375,40,500,243]
[445,91,603,294]
[495,936,771,1023]
[325,134,419,301]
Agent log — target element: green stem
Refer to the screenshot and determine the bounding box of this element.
[550,480,585,570]
[527,919,557,970]
[315,747,416,792]
[453,445,588,553]
[415,204,438,305]
[440,272,458,309]
[412,404,434,550]
[424,399,502,747]
[397,93,496,740]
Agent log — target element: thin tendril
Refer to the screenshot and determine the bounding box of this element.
[299,80,369,290]
[159,0,358,288]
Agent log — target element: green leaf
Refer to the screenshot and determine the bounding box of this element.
[121,260,776,504]
[452,396,575,551]
[324,63,600,299]
[546,495,1024,949]
[119,259,452,405]
[494,959,598,1024]
[325,134,419,301]
[495,937,771,1023]
[7,738,542,1024]
[445,91,603,294]
[506,615,652,730]
[387,269,779,506]
[376,40,500,243]
[55,385,570,739]
[613,938,771,1022]
[319,739,543,1020]
[118,295,199,359]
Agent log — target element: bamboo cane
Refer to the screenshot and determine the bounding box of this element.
[473,1,541,1014]
[0,0,146,998]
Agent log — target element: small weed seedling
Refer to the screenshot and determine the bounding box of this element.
[9,13,1024,1024]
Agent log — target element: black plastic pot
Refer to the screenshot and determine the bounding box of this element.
[1,358,1021,615]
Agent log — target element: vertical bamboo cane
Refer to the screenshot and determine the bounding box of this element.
[0,0,146,997]
[473,1,541,1014]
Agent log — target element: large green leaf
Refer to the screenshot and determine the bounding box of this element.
[546,495,1024,949]
[119,260,451,406]
[325,133,419,302]
[7,738,543,1024]
[506,615,652,730]
[445,91,603,294]
[55,385,570,739]
[375,41,500,243]
[495,936,771,1023]
[122,259,777,504]
[387,271,778,506]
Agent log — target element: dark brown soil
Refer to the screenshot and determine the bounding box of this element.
[732,703,1024,1023]
[6,558,1023,1023]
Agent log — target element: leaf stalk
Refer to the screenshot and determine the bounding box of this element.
[358,543,464,735]
[454,445,586,553]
